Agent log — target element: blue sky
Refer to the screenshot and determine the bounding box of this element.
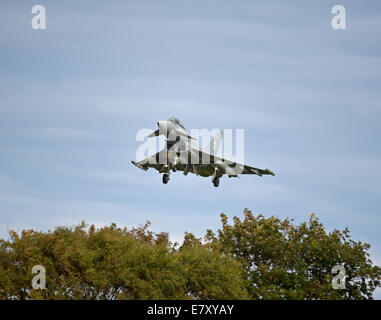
[1,1,380,297]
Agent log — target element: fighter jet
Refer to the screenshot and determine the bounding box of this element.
[131,117,275,187]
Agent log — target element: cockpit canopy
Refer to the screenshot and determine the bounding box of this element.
[168,117,185,130]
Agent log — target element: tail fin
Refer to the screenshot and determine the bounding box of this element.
[204,129,223,155]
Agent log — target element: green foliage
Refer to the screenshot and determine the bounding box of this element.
[0,210,379,300]
[205,209,381,299]
[0,221,245,299]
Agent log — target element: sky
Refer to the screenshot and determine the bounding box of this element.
[0,0,380,298]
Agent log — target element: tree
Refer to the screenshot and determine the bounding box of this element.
[0,221,246,299]
[0,210,380,299]
[205,209,381,299]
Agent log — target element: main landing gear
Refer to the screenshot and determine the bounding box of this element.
[212,177,220,187]
[162,173,170,184]
[162,171,220,187]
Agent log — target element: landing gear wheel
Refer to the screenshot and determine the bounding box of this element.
[162,173,170,184]
[172,166,177,172]
[213,177,220,187]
